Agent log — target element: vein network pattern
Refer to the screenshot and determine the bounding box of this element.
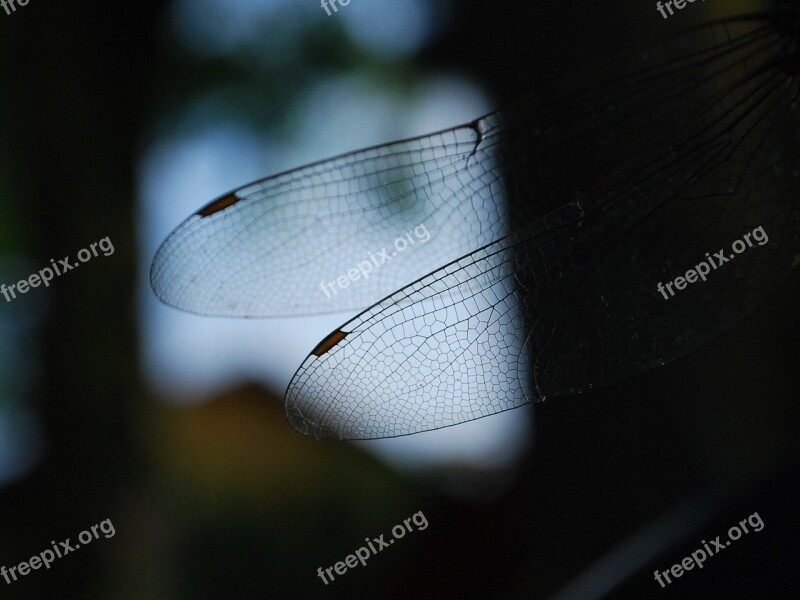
[152,5,800,440]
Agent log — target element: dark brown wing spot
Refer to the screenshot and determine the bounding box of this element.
[312,330,348,357]
[197,193,241,217]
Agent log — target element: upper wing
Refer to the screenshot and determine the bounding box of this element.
[150,118,513,316]
[285,14,800,439]
[150,16,777,317]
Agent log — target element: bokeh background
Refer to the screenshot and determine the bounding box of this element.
[0,0,798,598]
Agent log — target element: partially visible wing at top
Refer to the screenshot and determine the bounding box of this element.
[151,16,779,317]
[286,11,800,439]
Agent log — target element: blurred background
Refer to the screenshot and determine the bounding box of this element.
[0,0,799,598]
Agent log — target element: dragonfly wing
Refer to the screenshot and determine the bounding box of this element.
[150,118,513,317]
[285,28,800,439]
[151,18,777,318]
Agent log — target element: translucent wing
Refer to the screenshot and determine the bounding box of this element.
[151,17,779,317]
[150,121,512,316]
[285,13,800,439]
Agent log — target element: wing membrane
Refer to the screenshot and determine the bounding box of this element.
[286,14,800,439]
[150,10,800,439]
[151,17,777,317]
